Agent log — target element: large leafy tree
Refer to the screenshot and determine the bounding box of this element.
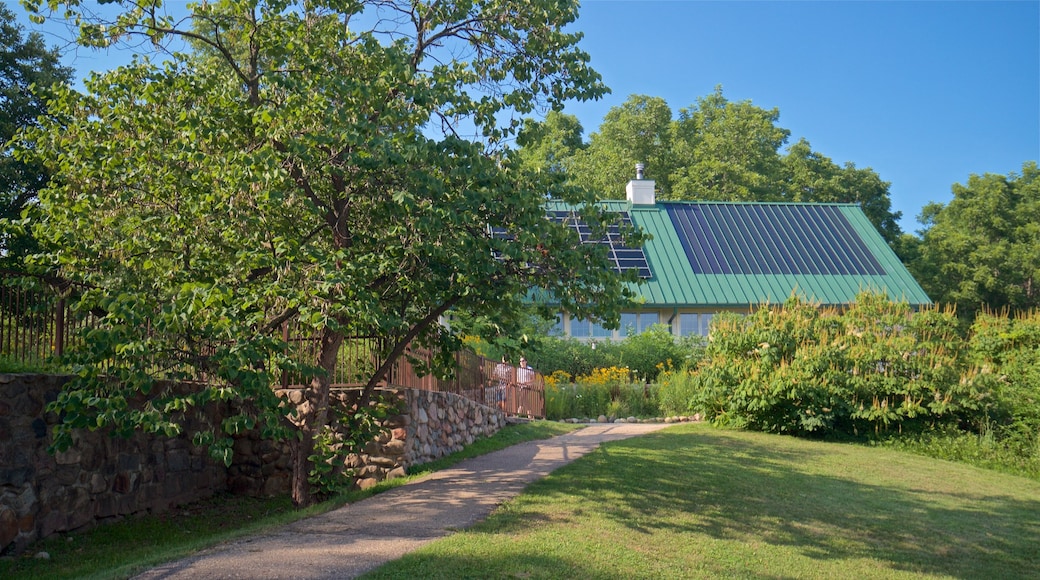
[0,3,71,272]
[670,88,789,202]
[519,88,904,245]
[780,138,902,244]
[911,162,1040,317]
[19,0,632,506]
[568,95,676,196]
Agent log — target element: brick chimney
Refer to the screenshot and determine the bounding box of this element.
[626,163,655,205]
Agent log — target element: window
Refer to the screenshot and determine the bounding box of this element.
[699,313,714,336]
[638,312,660,333]
[591,321,612,339]
[619,312,660,337]
[570,318,591,338]
[619,313,638,338]
[548,315,564,337]
[679,313,698,337]
[677,312,716,337]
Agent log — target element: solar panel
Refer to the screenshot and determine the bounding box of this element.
[665,204,885,276]
[549,210,653,279]
[488,211,652,279]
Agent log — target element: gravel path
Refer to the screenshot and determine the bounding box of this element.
[134,422,671,580]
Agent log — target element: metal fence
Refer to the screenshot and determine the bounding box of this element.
[0,274,544,418]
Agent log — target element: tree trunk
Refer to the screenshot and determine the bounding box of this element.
[290,326,344,507]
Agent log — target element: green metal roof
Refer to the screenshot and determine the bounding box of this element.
[547,200,931,308]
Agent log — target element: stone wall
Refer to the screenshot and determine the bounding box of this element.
[0,374,227,555]
[0,375,506,555]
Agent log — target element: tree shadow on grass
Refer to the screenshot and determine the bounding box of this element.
[517,426,1040,579]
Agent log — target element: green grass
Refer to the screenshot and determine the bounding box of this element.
[361,423,1040,579]
[0,420,581,580]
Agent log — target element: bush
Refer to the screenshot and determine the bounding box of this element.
[674,292,970,436]
[963,309,1040,442]
[875,427,1040,481]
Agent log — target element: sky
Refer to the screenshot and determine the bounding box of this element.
[14,1,1040,235]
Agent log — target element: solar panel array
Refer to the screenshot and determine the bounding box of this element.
[664,204,886,276]
[548,210,652,278]
[489,211,652,279]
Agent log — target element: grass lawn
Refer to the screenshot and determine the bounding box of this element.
[361,423,1040,579]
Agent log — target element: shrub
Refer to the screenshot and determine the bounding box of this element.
[678,292,969,436]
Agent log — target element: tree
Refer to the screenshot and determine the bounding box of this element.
[517,88,904,246]
[19,0,634,506]
[0,4,71,272]
[569,94,676,195]
[911,162,1040,317]
[515,110,586,177]
[669,87,789,202]
[780,138,902,244]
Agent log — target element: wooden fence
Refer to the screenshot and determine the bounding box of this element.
[0,275,544,418]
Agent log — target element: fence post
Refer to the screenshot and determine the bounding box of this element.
[281,321,290,389]
[54,297,65,358]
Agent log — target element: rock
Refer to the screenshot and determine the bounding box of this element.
[34,551,50,560]
[597,415,608,423]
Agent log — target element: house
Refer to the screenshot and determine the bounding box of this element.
[549,171,931,340]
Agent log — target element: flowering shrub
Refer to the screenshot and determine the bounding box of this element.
[664,292,970,436]
[544,365,661,420]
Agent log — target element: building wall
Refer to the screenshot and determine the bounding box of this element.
[558,307,751,341]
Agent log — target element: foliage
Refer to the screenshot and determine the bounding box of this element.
[19,0,626,506]
[875,428,1040,481]
[963,309,1040,447]
[544,366,660,420]
[674,292,968,436]
[910,161,1040,317]
[527,323,699,382]
[656,367,701,417]
[517,88,904,245]
[0,4,72,272]
[308,394,396,498]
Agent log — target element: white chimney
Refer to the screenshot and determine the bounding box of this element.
[626,162,655,205]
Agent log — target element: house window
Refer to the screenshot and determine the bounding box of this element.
[591,321,612,339]
[678,312,715,337]
[619,312,661,337]
[679,313,698,337]
[548,315,564,336]
[619,313,638,337]
[570,317,591,338]
[699,313,714,336]
[638,312,660,333]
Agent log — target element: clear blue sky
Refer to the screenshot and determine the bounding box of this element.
[565,1,1040,234]
[15,1,1040,235]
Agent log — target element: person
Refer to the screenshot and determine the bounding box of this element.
[491,355,512,410]
[516,356,534,387]
[515,356,535,416]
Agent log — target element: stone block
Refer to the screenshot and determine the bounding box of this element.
[54,447,81,465]
[0,506,18,550]
[167,449,191,472]
[382,439,405,457]
[38,509,67,537]
[369,456,397,468]
[356,477,379,490]
[0,467,32,488]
